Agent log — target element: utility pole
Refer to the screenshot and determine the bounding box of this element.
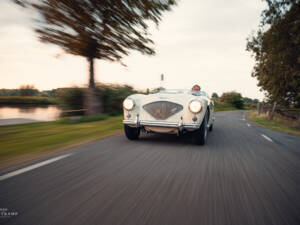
[160,74,164,90]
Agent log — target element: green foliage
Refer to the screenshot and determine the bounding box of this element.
[0,96,56,105]
[40,89,57,97]
[56,84,137,114]
[57,88,85,110]
[212,92,219,98]
[247,0,300,107]
[99,84,137,114]
[17,0,177,63]
[220,92,244,109]
[243,97,259,106]
[248,111,300,136]
[19,85,39,96]
[0,89,20,96]
[0,87,58,98]
[214,101,237,112]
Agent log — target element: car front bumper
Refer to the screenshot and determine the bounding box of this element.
[123,119,200,130]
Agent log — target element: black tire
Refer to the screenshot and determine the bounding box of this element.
[194,112,208,145]
[124,125,140,140]
[209,123,213,132]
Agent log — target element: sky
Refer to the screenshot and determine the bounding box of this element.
[0,0,266,100]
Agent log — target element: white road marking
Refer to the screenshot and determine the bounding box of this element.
[0,154,72,181]
[261,134,273,143]
[247,123,251,127]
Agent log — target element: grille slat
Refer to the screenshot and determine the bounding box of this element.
[143,101,183,120]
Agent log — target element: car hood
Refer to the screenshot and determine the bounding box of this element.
[135,93,205,106]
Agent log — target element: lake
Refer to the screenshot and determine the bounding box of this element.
[0,105,62,122]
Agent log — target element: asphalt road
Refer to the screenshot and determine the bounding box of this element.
[1,110,300,225]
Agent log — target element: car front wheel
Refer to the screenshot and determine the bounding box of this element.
[124,125,140,140]
[194,112,208,145]
[209,123,213,132]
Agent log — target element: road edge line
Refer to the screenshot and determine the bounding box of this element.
[0,154,72,181]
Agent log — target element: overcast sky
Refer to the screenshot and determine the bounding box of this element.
[0,0,266,99]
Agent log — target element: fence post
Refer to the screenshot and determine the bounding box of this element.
[268,101,277,121]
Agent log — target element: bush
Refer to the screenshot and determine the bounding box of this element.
[19,85,39,96]
[212,92,219,98]
[98,84,137,114]
[220,91,244,109]
[0,89,20,96]
[56,84,137,114]
[57,88,85,110]
[214,100,237,112]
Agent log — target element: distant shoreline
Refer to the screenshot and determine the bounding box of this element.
[0,96,57,105]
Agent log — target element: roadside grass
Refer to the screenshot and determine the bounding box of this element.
[248,111,300,136]
[0,115,123,162]
[57,114,110,124]
[0,96,56,105]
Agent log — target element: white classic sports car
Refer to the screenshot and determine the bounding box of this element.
[122,85,215,145]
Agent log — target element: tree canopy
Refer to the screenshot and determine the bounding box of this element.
[246,0,300,107]
[220,92,244,109]
[211,92,219,98]
[16,0,176,63]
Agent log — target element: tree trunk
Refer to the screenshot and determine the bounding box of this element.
[85,57,103,115]
[257,102,263,115]
[89,57,95,88]
[257,103,261,115]
[268,101,277,121]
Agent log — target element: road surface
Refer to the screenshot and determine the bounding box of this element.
[1,110,300,225]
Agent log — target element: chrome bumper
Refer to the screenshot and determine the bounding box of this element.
[123,119,200,130]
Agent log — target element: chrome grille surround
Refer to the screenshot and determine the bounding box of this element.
[143,101,183,120]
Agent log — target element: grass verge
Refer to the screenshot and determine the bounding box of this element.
[248,111,300,136]
[0,115,123,165]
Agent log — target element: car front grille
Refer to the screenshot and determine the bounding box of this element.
[143,101,183,120]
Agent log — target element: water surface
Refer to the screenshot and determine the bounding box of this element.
[0,105,61,121]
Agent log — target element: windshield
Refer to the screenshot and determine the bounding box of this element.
[188,90,207,96]
[155,89,208,97]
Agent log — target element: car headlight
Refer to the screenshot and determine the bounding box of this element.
[189,100,202,113]
[123,98,135,111]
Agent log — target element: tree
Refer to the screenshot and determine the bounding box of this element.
[16,0,177,114]
[0,89,20,96]
[220,91,244,109]
[246,0,300,108]
[19,85,39,96]
[211,92,219,98]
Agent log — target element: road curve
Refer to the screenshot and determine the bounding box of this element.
[1,110,300,225]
